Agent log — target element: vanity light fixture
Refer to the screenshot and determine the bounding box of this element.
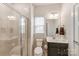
[47,13,59,19]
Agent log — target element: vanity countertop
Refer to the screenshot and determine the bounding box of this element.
[46,37,68,43]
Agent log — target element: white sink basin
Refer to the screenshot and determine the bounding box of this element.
[46,37,68,43]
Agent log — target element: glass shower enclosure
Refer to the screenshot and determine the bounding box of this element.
[73,3,79,56]
[0,3,28,56]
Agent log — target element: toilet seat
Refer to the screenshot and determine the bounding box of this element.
[34,47,43,56]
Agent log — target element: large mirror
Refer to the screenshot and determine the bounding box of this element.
[46,12,60,39]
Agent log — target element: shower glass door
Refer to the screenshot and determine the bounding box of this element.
[0,3,27,56]
[74,4,79,56]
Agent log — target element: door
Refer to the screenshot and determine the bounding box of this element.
[74,4,79,56]
[0,3,27,56]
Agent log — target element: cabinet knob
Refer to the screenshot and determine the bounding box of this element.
[64,49,66,52]
[58,48,60,51]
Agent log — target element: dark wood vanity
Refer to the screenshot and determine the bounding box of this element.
[47,42,68,56]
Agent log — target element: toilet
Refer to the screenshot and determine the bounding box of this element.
[34,39,43,56]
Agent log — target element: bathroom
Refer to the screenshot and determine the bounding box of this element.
[0,3,78,56]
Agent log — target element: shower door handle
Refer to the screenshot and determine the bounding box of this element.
[73,40,79,45]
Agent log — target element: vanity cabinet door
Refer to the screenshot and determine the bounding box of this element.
[48,43,61,56]
[48,47,60,56]
[60,48,68,56]
[48,43,68,56]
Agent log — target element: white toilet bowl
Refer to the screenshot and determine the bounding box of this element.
[34,47,43,56]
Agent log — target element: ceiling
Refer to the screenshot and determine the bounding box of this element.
[33,3,63,7]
